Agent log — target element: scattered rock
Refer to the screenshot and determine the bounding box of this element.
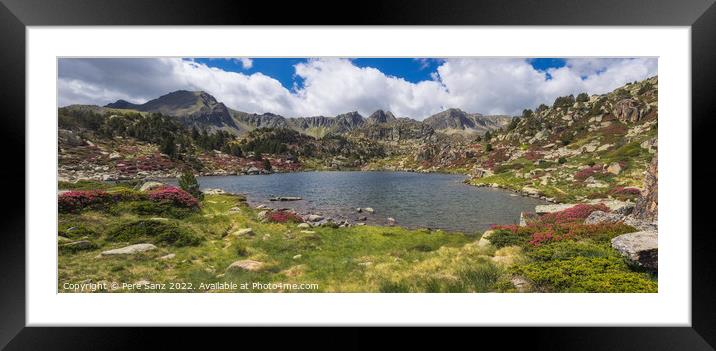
[100,243,157,256]
[297,223,311,229]
[58,236,73,243]
[159,253,176,260]
[257,210,269,221]
[585,211,624,225]
[226,260,264,272]
[292,254,302,260]
[149,217,169,221]
[262,234,271,241]
[611,230,658,270]
[300,230,316,234]
[256,204,268,209]
[613,98,642,123]
[233,228,254,237]
[387,217,396,226]
[228,207,242,213]
[511,276,532,292]
[607,162,623,175]
[61,240,96,251]
[357,216,367,221]
[363,207,375,214]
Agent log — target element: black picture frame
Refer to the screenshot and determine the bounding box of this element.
[1,0,714,349]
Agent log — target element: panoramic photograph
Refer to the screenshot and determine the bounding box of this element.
[57,57,658,293]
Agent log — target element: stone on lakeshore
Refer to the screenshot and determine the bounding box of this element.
[306,214,324,222]
[297,223,311,229]
[363,207,375,214]
[100,243,157,256]
[477,230,495,247]
[203,188,226,195]
[257,210,269,221]
[226,260,264,273]
[137,181,165,192]
[611,231,658,270]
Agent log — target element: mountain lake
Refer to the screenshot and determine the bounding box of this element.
[175,171,549,234]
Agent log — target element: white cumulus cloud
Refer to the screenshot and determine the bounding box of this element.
[58,57,657,119]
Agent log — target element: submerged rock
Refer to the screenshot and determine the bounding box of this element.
[270,196,302,201]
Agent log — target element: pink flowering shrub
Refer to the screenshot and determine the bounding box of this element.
[609,186,641,201]
[59,190,115,213]
[524,150,543,162]
[148,186,199,208]
[266,210,303,223]
[574,165,604,181]
[489,203,629,247]
[540,203,610,224]
[610,187,641,196]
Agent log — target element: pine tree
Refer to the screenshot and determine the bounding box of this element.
[178,170,203,200]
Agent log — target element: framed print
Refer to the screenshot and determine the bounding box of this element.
[2,0,715,349]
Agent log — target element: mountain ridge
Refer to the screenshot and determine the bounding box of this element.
[103,90,513,138]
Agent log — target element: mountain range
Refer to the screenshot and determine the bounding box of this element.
[104,90,513,138]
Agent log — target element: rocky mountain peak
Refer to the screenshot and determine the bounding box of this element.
[367,110,397,124]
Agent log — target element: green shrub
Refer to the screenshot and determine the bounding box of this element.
[513,255,657,293]
[107,220,201,247]
[527,241,617,261]
[379,280,411,293]
[58,180,113,190]
[488,229,530,248]
[558,157,567,164]
[109,200,194,218]
[576,92,589,102]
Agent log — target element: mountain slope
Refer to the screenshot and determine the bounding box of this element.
[423,108,513,135]
[106,90,238,132]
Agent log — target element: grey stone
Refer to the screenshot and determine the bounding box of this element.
[226,260,264,272]
[101,243,157,256]
[611,231,658,270]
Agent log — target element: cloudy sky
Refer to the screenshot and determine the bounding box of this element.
[58,57,657,119]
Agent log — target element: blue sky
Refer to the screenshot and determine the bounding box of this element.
[193,57,566,91]
[58,57,657,119]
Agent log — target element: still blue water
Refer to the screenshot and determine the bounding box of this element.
[192,171,547,234]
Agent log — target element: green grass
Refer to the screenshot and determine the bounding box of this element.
[58,193,501,293]
[58,186,657,293]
